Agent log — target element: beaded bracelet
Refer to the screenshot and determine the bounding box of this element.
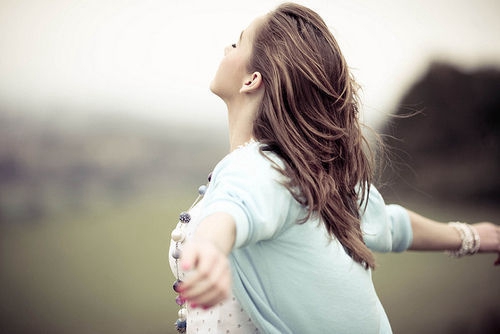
[446,222,480,257]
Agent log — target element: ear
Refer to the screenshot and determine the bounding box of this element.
[240,72,263,93]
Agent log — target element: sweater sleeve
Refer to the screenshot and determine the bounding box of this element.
[361,186,413,253]
[199,145,298,249]
[385,204,413,252]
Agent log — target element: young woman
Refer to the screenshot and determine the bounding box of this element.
[169,3,500,333]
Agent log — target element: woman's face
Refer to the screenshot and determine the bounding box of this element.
[210,16,264,101]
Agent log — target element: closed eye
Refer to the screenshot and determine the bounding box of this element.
[232,31,243,49]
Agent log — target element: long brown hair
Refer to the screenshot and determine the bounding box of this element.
[249,3,376,269]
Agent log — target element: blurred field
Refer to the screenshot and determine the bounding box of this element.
[0,191,191,334]
[373,195,500,334]
[1,189,498,334]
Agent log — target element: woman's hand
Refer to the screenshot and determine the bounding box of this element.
[179,238,233,309]
[177,212,236,308]
[472,222,500,265]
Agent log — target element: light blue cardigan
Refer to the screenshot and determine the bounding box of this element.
[198,141,412,334]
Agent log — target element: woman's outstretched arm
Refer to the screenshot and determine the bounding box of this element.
[406,209,500,265]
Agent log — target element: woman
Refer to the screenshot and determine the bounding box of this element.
[169,3,500,333]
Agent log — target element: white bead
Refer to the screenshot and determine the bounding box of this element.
[198,184,207,195]
[178,308,187,320]
[171,229,185,242]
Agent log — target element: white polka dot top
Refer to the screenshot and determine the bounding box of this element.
[186,296,260,334]
[169,199,260,334]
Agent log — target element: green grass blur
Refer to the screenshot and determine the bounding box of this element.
[1,190,499,333]
[0,191,192,334]
[373,196,500,334]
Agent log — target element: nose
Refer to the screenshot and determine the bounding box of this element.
[224,45,232,56]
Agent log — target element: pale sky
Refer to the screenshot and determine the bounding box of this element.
[1,0,499,129]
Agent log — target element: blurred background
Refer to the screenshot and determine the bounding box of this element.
[1,0,499,333]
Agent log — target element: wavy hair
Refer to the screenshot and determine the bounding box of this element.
[249,3,375,268]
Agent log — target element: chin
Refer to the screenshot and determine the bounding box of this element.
[209,81,216,94]
[209,80,218,95]
[209,81,224,100]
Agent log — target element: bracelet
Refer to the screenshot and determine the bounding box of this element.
[446,222,480,258]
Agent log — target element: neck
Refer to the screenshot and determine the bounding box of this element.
[225,98,260,152]
[229,127,253,152]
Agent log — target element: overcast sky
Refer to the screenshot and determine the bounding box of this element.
[1,0,499,129]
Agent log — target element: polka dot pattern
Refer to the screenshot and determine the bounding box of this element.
[187,294,259,333]
[169,199,260,333]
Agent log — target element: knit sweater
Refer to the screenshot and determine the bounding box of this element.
[194,141,412,333]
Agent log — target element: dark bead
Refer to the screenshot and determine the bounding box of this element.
[179,211,191,223]
[175,295,186,305]
[175,319,187,332]
[171,248,182,260]
[173,279,183,293]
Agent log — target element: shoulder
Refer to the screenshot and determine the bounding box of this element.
[212,141,285,184]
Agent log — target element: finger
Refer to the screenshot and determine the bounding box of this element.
[185,273,231,308]
[183,262,231,306]
[193,273,232,308]
[182,251,228,298]
[180,242,198,272]
[180,245,216,292]
[497,226,500,252]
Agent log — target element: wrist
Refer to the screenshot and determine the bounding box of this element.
[445,222,480,258]
[194,212,236,255]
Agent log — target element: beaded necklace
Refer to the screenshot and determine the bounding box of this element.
[170,139,255,333]
[171,173,211,333]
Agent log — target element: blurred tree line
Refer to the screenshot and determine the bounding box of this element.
[380,62,500,204]
[0,111,227,224]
